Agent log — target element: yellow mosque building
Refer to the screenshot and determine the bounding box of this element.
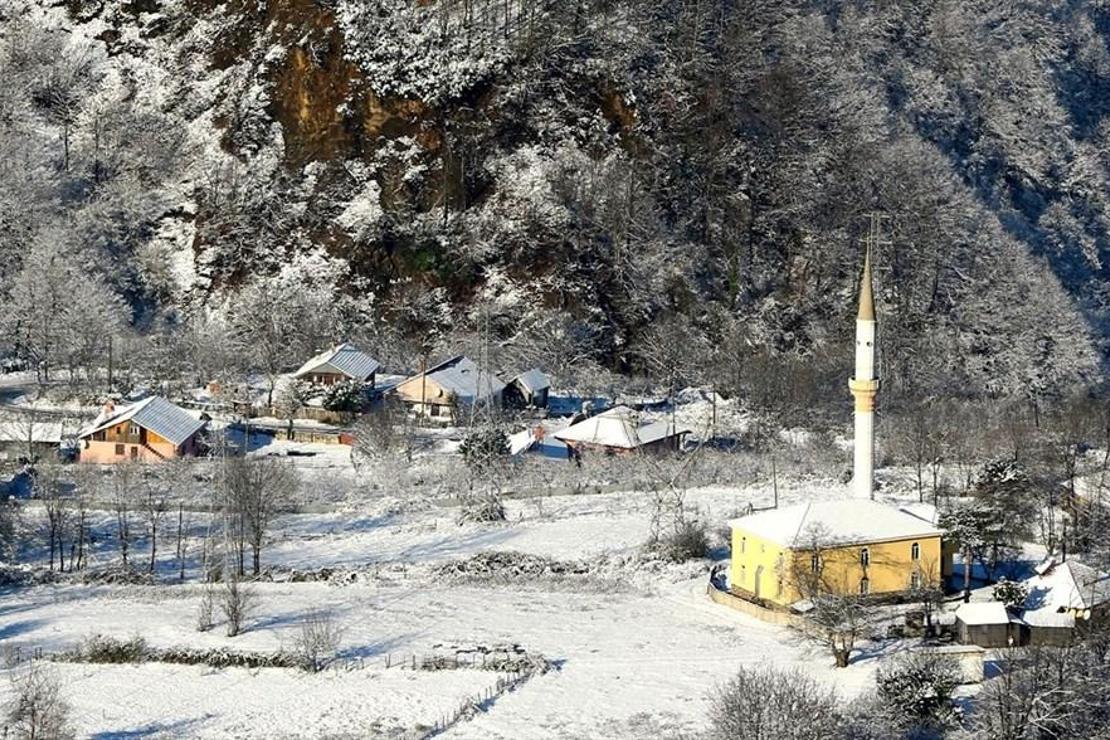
[728,247,948,607]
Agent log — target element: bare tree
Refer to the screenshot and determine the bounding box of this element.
[224,457,297,575]
[788,524,873,668]
[109,465,136,569]
[139,477,168,574]
[196,585,215,633]
[296,608,344,672]
[221,574,255,637]
[33,465,68,572]
[3,660,74,740]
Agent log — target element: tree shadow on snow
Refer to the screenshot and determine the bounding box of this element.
[90,715,210,739]
[0,619,47,641]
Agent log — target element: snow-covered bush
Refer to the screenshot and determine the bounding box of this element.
[708,666,843,739]
[875,652,961,730]
[321,380,367,413]
[295,608,344,673]
[3,661,73,740]
[74,634,148,664]
[648,518,709,563]
[992,579,1029,608]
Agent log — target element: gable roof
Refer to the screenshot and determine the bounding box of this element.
[79,397,206,446]
[419,355,506,403]
[511,369,551,394]
[1024,559,1110,613]
[728,499,944,549]
[294,343,380,383]
[553,405,689,449]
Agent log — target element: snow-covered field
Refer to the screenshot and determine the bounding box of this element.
[0,465,917,738]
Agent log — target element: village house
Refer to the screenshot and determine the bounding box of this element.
[77,397,206,463]
[1022,557,1110,623]
[503,369,551,409]
[293,342,381,387]
[392,355,505,420]
[553,405,689,456]
[0,416,74,463]
[728,499,945,606]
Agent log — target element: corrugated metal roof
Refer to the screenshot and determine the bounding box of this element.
[79,397,206,446]
[424,356,505,402]
[294,343,380,382]
[512,368,550,394]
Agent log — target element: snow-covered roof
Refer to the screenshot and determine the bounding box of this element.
[955,601,1010,626]
[1021,609,1075,629]
[78,397,205,446]
[294,342,380,383]
[511,369,550,394]
[728,499,944,548]
[898,502,941,526]
[1023,559,1110,613]
[0,418,70,444]
[422,356,506,403]
[553,406,689,449]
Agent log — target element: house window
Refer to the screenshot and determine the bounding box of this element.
[130,446,138,460]
[739,565,746,583]
[859,577,870,595]
[740,537,746,554]
[776,578,784,598]
[115,444,125,456]
[860,548,870,567]
[128,422,140,436]
[811,553,820,573]
[911,542,921,561]
[910,571,921,589]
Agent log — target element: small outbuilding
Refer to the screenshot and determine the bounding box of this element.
[504,369,551,409]
[1022,557,1110,622]
[553,406,689,456]
[1019,609,1075,647]
[955,602,1013,648]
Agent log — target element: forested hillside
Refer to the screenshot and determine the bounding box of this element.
[1,0,1107,407]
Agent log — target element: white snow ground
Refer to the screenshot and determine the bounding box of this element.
[0,474,908,738]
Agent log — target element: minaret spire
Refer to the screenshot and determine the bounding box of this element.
[848,215,885,500]
[857,244,875,322]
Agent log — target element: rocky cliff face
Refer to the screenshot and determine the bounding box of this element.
[2,1,1106,400]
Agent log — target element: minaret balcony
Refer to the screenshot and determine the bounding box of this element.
[848,378,880,394]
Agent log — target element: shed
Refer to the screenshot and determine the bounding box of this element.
[553,406,689,456]
[1019,609,1075,647]
[955,602,1013,648]
[392,356,506,420]
[504,369,551,409]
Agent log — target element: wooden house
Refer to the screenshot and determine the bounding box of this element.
[293,343,381,387]
[78,397,206,463]
[392,356,505,420]
[553,406,688,456]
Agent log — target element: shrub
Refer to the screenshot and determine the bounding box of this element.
[709,666,842,739]
[77,634,147,664]
[221,576,256,637]
[992,579,1029,609]
[458,492,507,523]
[4,661,73,740]
[650,519,709,562]
[196,586,215,632]
[295,608,344,672]
[876,651,961,729]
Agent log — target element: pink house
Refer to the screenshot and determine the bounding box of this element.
[78,397,206,463]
